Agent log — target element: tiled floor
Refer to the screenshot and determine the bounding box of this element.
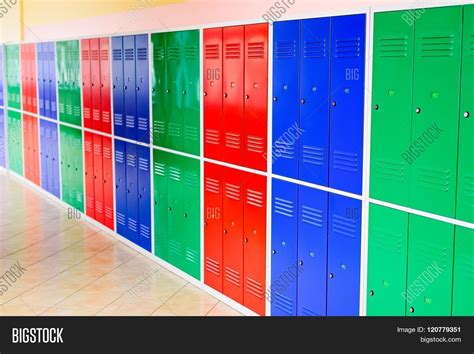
[0,171,242,316]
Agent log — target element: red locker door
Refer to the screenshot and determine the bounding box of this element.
[29,44,38,114]
[21,45,29,112]
[100,37,111,134]
[222,166,244,303]
[81,39,93,129]
[22,115,31,180]
[31,117,40,185]
[93,133,104,224]
[102,136,114,230]
[84,131,95,218]
[244,24,268,172]
[223,26,245,167]
[203,28,223,160]
[243,171,267,316]
[204,162,223,292]
[90,38,102,132]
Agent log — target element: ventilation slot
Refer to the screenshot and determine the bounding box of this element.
[124,48,134,61]
[420,35,455,57]
[332,214,357,239]
[274,197,294,218]
[247,42,265,59]
[153,46,165,61]
[304,39,327,58]
[225,43,241,59]
[301,205,323,227]
[335,38,361,58]
[246,188,263,208]
[137,47,148,61]
[276,40,296,59]
[378,37,408,58]
[205,44,220,59]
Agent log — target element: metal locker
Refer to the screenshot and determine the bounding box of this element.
[223,26,245,166]
[114,139,128,238]
[151,33,167,147]
[22,115,31,181]
[452,226,474,316]
[48,42,57,120]
[56,41,67,122]
[272,20,300,179]
[329,15,366,195]
[32,117,40,184]
[90,39,102,132]
[370,11,415,206]
[182,30,200,156]
[135,34,150,144]
[125,142,139,245]
[456,5,474,223]
[203,28,223,160]
[29,44,37,114]
[112,37,125,137]
[222,166,244,303]
[407,215,454,316]
[153,149,169,261]
[71,127,84,212]
[100,38,111,134]
[137,144,151,252]
[37,43,45,117]
[81,39,93,129]
[166,32,184,151]
[243,171,267,316]
[0,47,3,107]
[299,18,331,186]
[297,185,328,316]
[51,122,60,198]
[0,109,5,167]
[270,178,298,316]
[244,24,268,172]
[93,134,104,224]
[327,193,361,316]
[181,155,201,278]
[39,120,47,190]
[366,204,409,316]
[6,45,21,110]
[102,137,114,230]
[7,110,23,175]
[204,162,224,292]
[409,6,462,218]
[70,40,82,126]
[59,125,70,205]
[168,153,185,270]
[84,131,95,218]
[124,36,137,141]
[20,45,28,112]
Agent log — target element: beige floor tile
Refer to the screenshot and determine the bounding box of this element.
[165,284,219,316]
[97,295,163,316]
[206,302,243,317]
[41,306,99,316]
[0,298,48,316]
[150,304,176,317]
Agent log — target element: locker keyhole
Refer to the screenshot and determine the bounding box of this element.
[299,261,303,266]
[415,107,421,114]
[331,101,337,107]
[184,213,188,218]
[374,104,379,110]
[369,290,374,296]
[329,273,334,279]
[300,99,305,104]
[273,97,277,102]
[244,238,249,243]
[166,89,170,94]
[464,111,470,118]
[152,88,156,93]
[168,207,172,211]
[272,250,276,255]
[154,201,157,205]
[204,221,208,226]
[224,229,228,234]
[245,95,250,100]
[182,90,187,95]
[409,307,414,313]
[224,93,228,98]
[203,91,207,96]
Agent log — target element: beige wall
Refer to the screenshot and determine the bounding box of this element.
[0,0,22,43]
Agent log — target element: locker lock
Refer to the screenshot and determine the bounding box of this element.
[168,207,172,211]
[154,201,157,205]
[244,237,249,243]
[203,91,207,96]
[300,99,305,104]
[166,89,170,93]
[138,194,142,199]
[329,273,334,279]
[204,221,208,226]
[182,90,187,95]
[369,290,374,297]
[272,250,276,255]
[136,87,140,91]
[374,104,379,110]
[415,107,421,114]
[331,101,337,107]
[299,261,304,266]
[464,111,470,119]
[184,213,188,218]
[152,88,156,93]
[101,84,104,88]
[245,95,250,100]
[124,86,128,90]
[409,307,415,313]
[224,93,228,98]
[224,229,228,234]
[273,96,277,102]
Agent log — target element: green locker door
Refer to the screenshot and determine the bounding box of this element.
[456,5,474,223]
[5,45,21,110]
[168,153,185,271]
[153,149,170,262]
[151,33,168,148]
[71,127,84,212]
[60,125,69,206]
[182,30,200,156]
[166,32,183,152]
[181,155,200,279]
[370,11,415,206]
[57,41,67,123]
[70,40,82,126]
[409,6,463,218]
[367,204,409,316]
[407,215,454,316]
[7,110,23,175]
[65,41,73,124]
[452,226,474,316]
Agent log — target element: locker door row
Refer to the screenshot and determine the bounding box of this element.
[367,204,474,316]
[151,30,200,156]
[57,40,82,126]
[203,24,269,172]
[114,139,151,251]
[0,46,4,106]
[272,15,366,195]
[39,119,60,198]
[22,114,40,186]
[0,109,5,167]
[204,162,267,315]
[7,109,23,175]
[5,45,21,110]
[20,44,37,114]
[271,179,362,316]
[370,5,473,221]
[84,132,114,230]
[153,149,200,279]
[112,35,149,143]
[59,125,84,212]
[81,38,111,134]
[37,42,58,119]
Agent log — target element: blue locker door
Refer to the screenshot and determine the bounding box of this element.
[328,15,366,195]
[0,47,3,107]
[137,144,151,252]
[112,37,125,137]
[272,20,300,179]
[299,18,331,186]
[44,43,51,118]
[51,122,60,198]
[114,139,128,237]
[124,36,137,141]
[126,142,139,245]
[297,185,329,316]
[135,35,150,144]
[327,193,361,316]
[271,178,298,316]
[0,109,5,167]
[48,42,57,119]
[37,43,45,117]
[45,121,54,194]
[39,120,48,190]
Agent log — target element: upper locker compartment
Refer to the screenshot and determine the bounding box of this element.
[90,38,102,132]
[272,20,300,179]
[124,36,137,142]
[112,37,125,138]
[136,34,150,144]
[100,37,112,134]
[409,6,463,218]
[329,14,366,195]
[370,10,415,207]
[244,24,268,172]
[151,32,167,147]
[203,28,223,160]
[82,39,93,129]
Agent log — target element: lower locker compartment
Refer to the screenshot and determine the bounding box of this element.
[39,119,60,198]
[0,109,5,167]
[7,110,23,176]
[452,226,474,316]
